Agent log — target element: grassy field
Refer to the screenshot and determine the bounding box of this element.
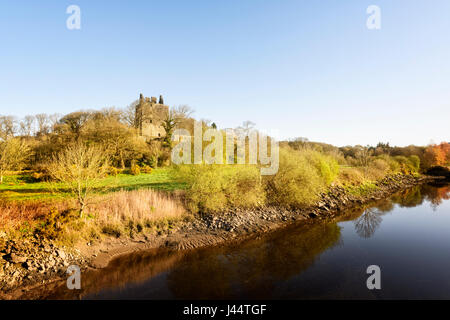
[0,168,185,202]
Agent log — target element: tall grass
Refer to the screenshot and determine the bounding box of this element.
[1,189,187,243]
[87,189,186,224]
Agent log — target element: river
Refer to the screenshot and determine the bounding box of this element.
[37,183,450,299]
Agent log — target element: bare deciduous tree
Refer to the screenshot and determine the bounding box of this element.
[0,138,30,183]
[355,145,373,168]
[48,113,62,133]
[174,105,194,119]
[236,120,256,136]
[35,114,50,136]
[0,116,16,140]
[60,111,92,139]
[162,105,194,150]
[200,118,212,127]
[19,115,35,136]
[121,100,139,127]
[46,142,109,216]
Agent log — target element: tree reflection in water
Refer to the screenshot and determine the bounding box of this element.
[353,208,383,238]
[423,184,450,210]
[353,183,450,238]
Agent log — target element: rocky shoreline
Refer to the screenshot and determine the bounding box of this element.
[0,174,439,299]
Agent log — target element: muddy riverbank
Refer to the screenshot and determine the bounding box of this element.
[0,174,438,299]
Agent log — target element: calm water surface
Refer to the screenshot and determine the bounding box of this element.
[46,183,450,299]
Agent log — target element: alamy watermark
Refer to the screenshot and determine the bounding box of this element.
[366,265,381,290]
[171,121,279,175]
[66,265,81,290]
[366,5,381,30]
[64,5,380,31]
[66,5,81,30]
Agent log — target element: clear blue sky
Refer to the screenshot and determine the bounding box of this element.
[0,0,449,147]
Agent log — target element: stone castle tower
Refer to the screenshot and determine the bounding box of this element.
[135,93,169,138]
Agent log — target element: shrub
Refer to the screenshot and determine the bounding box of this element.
[408,155,421,172]
[175,147,340,212]
[393,155,419,173]
[108,166,123,176]
[304,149,339,185]
[363,158,390,180]
[338,167,366,186]
[34,209,78,240]
[101,224,122,238]
[225,165,265,208]
[130,163,141,175]
[174,164,265,213]
[31,171,48,182]
[264,148,337,208]
[372,158,389,172]
[376,154,401,173]
[141,165,152,174]
[0,200,70,229]
[346,181,378,196]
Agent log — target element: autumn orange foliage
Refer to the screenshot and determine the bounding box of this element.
[424,142,450,168]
